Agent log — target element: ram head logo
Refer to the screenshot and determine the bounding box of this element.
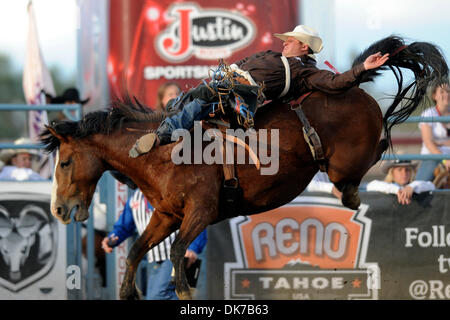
[0,199,57,292]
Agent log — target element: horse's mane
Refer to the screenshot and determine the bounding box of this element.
[40,94,174,153]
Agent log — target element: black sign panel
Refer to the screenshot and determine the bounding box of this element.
[0,192,58,292]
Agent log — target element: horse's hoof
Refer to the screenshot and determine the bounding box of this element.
[176,289,192,300]
[340,184,361,210]
[119,284,142,300]
[342,195,361,210]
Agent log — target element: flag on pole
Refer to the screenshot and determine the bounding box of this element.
[22,1,55,179]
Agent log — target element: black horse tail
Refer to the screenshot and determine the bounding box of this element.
[352,35,449,148]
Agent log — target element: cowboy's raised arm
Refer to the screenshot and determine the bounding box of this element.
[300,52,389,94]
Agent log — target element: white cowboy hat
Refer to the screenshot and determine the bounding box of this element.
[274,25,323,54]
[381,159,418,174]
[0,137,41,164]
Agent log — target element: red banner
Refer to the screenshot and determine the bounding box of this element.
[108,0,298,109]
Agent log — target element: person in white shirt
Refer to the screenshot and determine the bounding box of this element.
[0,138,44,181]
[416,82,450,181]
[366,159,435,205]
[306,172,343,200]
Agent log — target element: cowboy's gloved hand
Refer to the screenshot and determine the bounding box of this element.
[363,52,390,70]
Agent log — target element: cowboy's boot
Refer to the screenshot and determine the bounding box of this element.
[128,122,173,158]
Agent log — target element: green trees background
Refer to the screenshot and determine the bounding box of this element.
[0,53,75,140]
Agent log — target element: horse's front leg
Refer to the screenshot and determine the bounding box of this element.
[170,238,191,300]
[170,204,217,300]
[120,210,179,300]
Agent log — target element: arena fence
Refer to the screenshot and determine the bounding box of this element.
[0,105,448,299]
[383,115,450,162]
[0,103,94,300]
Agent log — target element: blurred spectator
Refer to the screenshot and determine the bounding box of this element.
[305,172,342,200]
[46,87,90,105]
[366,159,435,205]
[156,82,181,112]
[102,189,207,300]
[415,82,450,181]
[45,87,90,121]
[0,137,44,181]
[432,162,450,189]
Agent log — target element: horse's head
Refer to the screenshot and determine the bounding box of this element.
[41,99,165,224]
[45,126,105,224]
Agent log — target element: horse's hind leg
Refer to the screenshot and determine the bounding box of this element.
[170,204,217,300]
[120,210,180,300]
[335,182,361,210]
[333,139,389,210]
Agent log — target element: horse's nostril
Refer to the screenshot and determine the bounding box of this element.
[56,206,67,216]
[55,204,68,218]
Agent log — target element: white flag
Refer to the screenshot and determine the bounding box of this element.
[22,1,55,178]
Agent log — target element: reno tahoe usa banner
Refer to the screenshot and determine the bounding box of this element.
[207,192,450,300]
[208,196,380,300]
[108,0,297,109]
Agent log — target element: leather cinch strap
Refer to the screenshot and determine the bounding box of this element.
[290,93,327,172]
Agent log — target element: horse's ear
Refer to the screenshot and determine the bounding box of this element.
[45,125,67,142]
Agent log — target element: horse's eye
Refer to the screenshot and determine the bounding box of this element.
[60,159,71,168]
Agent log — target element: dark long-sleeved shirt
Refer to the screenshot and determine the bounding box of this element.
[234,50,366,101]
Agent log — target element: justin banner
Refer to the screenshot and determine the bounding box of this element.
[108,0,298,109]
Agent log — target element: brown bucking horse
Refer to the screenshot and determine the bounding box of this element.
[41,36,448,299]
